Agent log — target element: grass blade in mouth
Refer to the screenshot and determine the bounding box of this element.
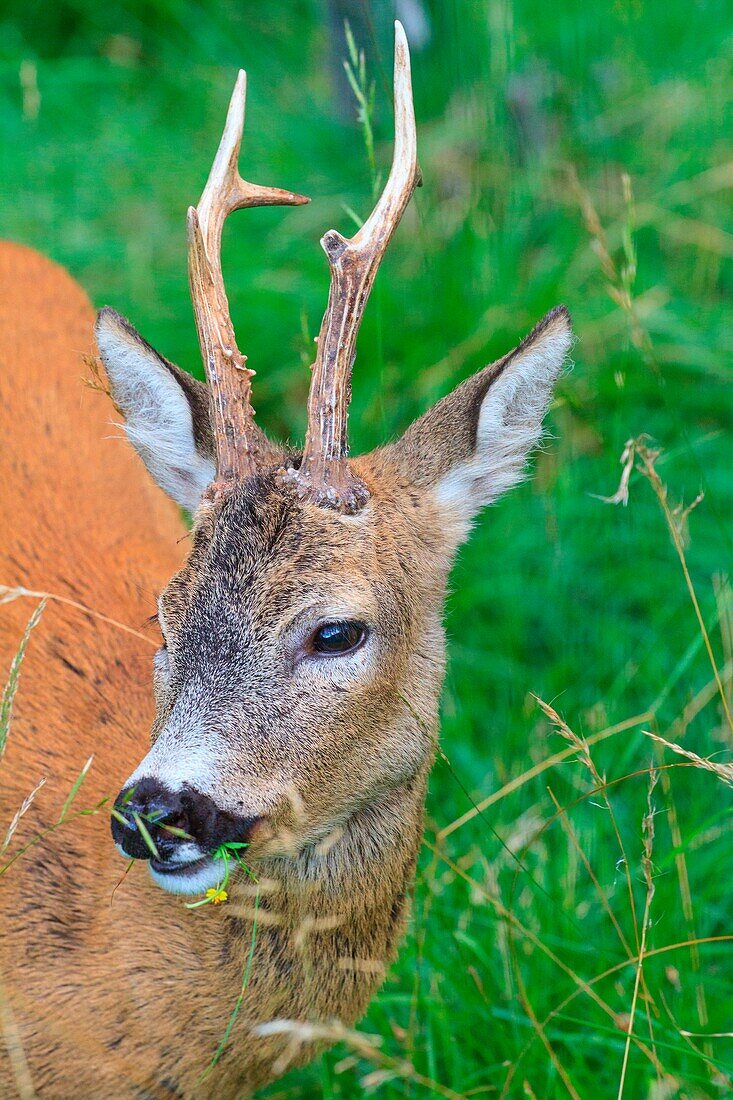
[132,813,159,860]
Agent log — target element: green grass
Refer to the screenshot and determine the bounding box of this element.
[1,0,732,1095]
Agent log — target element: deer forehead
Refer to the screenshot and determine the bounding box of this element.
[157,471,438,642]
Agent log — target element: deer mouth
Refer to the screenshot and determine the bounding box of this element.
[149,855,208,876]
[148,854,224,896]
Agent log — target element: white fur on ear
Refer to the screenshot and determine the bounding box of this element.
[435,309,572,529]
[95,310,215,511]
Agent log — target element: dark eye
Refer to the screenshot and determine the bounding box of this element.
[311,621,367,656]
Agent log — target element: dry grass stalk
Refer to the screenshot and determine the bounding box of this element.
[1,777,46,855]
[252,1018,466,1100]
[1,798,109,878]
[655,762,710,1053]
[0,586,156,647]
[713,574,733,726]
[1,600,45,758]
[600,436,733,735]
[665,658,733,743]
[19,59,40,123]
[617,769,659,1098]
[595,437,636,506]
[424,839,665,1096]
[81,354,122,415]
[500,759,699,1094]
[534,695,598,781]
[566,167,653,363]
[534,696,645,961]
[509,949,582,1100]
[643,730,733,787]
[547,786,632,957]
[405,844,440,1074]
[505,931,733,1096]
[438,710,653,841]
[652,643,730,1053]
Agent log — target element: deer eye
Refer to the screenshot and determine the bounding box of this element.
[311,621,367,656]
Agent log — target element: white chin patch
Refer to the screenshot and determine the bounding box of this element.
[148,858,225,896]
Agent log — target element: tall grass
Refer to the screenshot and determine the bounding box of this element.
[0,601,44,760]
[0,0,731,1095]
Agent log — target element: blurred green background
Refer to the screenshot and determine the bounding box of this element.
[1,1,732,1096]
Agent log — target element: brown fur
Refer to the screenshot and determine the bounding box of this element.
[0,241,570,1096]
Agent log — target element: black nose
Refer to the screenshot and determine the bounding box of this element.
[111,778,189,861]
[110,777,259,861]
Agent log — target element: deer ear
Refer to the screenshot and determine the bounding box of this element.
[95,307,216,511]
[390,306,572,539]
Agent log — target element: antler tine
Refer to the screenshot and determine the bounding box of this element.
[188,70,309,490]
[283,21,420,514]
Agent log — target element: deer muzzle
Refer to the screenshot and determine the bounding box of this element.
[111,777,262,893]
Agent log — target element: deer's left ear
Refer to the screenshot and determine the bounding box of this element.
[388,306,572,539]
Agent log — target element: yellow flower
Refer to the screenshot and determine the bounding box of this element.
[206,887,228,905]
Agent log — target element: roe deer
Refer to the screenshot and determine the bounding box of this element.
[0,22,571,1098]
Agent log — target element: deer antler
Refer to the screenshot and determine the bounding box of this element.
[283,21,420,513]
[188,71,309,490]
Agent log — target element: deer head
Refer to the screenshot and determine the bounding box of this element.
[98,24,571,896]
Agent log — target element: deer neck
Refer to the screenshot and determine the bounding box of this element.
[223,769,432,1033]
[276,770,427,932]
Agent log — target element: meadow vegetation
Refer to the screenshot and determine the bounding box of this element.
[1,1,732,1095]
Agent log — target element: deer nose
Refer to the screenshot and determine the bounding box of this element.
[110,777,261,862]
[111,779,189,861]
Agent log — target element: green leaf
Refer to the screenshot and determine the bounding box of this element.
[58,754,94,823]
[132,812,159,859]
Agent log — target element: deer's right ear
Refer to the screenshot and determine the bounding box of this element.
[95,307,215,511]
[388,306,572,545]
